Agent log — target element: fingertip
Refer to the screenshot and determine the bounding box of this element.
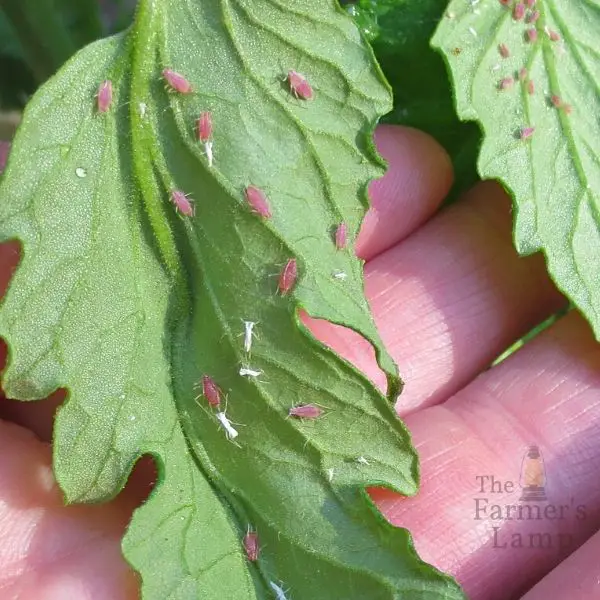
[356,125,454,260]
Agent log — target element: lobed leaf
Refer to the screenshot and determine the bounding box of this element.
[346,0,481,194]
[0,0,465,598]
[433,0,600,336]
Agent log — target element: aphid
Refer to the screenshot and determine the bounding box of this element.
[547,29,561,42]
[269,582,289,600]
[498,43,510,58]
[550,95,562,108]
[499,0,511,5]
[243,529,259,561]
[513,3,525,20]
[526,0,535,6]
[499,77,514,90]
[526,28,538,43]
[204,142,214,168]
[289,404,323,420]
[216,411,239,440]
[97,80,113,113]
[170,189,194,217]
[197,114,214,167]
[518,67,528,82]
[527,79,535,95]
[562,104,573,115]
[520,126,535,140]
[526,10,539,23]
[287,70,313,100]
[195,375,221,407]
[196,112,213,143]
[242,320,257,353]
[334,222,348,250]
[451,47,462,56]
[245,185,272,219]
[239,366,262,378]
[162,68,193,94]
[278,258,297,296]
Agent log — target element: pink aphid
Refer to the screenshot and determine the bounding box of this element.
[245,185,272,219]
[197,112,213,143]
[201,375,221,407]
[171,190,194,217]
[527,79,535,95]
[526,0,535,7]
[526,10,540,23]
[287,70,313,100]
[547,29,561,42]
[335,222,348,250]
[518,67,528,82]
[526,28,538,43]
[243,530,259,561]
[520,126,535,140]
[97,80,113,113]
[562,104,573,115]
[499,77,514,91]
[162,68,193,94]
[551,95,562,108]
[513,3,525,20]
[278,258,297,296]
[289,404,323,420]
[498,43,510,58]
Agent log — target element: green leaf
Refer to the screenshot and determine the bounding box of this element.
[0,0,465,598]
[432,1,600,338]
[347,0,481,194]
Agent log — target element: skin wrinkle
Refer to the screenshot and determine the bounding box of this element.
[375,313,600,599]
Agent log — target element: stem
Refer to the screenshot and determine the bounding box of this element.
[0,0,78,83]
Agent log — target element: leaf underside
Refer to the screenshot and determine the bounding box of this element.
[433,0,600,336]
[0,0,465,598]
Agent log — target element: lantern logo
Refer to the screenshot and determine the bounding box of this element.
[519,445,547,502]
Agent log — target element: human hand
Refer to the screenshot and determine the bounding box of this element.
[0,126,597,599]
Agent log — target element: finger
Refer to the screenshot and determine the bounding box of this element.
[0,419,138,599]
[306,182,565,408]
[356,124,453,260]
[370,312,600,600]
[520,529,600,600]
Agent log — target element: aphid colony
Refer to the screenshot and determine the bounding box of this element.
[490,0,569,142]
[94,67,348,264]
[96,64,359,596]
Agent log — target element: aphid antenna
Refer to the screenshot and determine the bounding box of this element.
[290,400,331,412]
[193,396,215,418]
